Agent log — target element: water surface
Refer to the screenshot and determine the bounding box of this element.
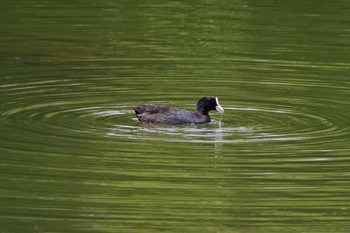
[1,1,350,232]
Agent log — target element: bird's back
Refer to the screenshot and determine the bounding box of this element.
[134,105,198,124]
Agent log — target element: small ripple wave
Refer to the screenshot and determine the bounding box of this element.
[1,98,348,146]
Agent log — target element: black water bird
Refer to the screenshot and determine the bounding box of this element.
[133,96,224,124]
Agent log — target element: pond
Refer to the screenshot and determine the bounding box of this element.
[1,0,349,232]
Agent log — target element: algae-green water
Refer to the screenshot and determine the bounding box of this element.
[1,1,349,232]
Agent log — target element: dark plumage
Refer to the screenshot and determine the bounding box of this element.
[133,96,224,124]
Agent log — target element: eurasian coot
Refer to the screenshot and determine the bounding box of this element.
[134,96,224,124]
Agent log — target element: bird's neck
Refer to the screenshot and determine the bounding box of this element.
[196,107,209,114]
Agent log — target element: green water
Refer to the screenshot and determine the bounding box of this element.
[1,1,350,232]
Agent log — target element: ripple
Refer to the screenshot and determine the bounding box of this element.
[225,104,349,145]
[106,124,256,143]
[1,96,348,147]
[104,106,305,143]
